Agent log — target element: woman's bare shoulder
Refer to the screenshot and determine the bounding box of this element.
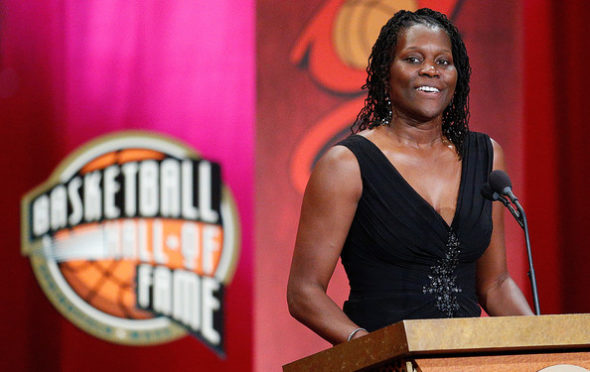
[488,137,505,171]
[307,142,362,200]
[313,144,359,178]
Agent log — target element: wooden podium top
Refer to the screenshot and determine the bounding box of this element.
[283,314,590,371]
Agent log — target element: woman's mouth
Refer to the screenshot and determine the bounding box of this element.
[416,86,440,93]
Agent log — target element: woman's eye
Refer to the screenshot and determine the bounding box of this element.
[437,59,451,66]
[405,56,420,63]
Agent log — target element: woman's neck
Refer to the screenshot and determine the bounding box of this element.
[380,117,445,149]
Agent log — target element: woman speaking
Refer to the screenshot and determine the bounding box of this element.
[287,8,533,345]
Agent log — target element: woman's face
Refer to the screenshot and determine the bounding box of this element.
[389,23,457,123]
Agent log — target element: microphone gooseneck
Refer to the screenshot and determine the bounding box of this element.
[482,170,540,315]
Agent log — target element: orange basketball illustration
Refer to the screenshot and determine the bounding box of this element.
[60,259,151,319]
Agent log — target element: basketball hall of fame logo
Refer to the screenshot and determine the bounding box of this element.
[21,131,240,353]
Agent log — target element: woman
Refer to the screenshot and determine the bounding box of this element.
[287,8,533,345]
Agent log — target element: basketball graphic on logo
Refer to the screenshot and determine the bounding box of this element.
[21,131,240,351]
[57,149,166,320]
[60,259,152,319]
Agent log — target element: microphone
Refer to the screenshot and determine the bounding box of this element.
[481,183,523,228]
[480,183,500,201]
[483,170,541,315]
[488,170,518,202]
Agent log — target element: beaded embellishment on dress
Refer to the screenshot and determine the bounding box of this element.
[422,229,462,317]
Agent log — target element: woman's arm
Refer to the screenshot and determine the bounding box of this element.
[476,139,534,316]
[287,145,369,344]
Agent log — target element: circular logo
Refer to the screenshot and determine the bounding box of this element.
[21,131,240,352]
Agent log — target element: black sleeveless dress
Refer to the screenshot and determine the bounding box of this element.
[337,132,493,332]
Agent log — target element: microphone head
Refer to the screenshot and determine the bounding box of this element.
[488,170,512,194]
[481,183,499,201]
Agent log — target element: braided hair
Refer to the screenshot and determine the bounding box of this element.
[352,8,471,156]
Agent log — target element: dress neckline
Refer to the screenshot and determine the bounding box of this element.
[352,134,466,230]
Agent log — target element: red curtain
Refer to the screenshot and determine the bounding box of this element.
[524,0,590,315]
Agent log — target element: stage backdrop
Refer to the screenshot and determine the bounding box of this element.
[1,1,254,371]
[2,0,590,371]
[256,0,527,369]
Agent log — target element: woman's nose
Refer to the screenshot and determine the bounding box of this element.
[419,62,439,77]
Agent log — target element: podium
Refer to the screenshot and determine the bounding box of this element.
[283,314,590,371]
